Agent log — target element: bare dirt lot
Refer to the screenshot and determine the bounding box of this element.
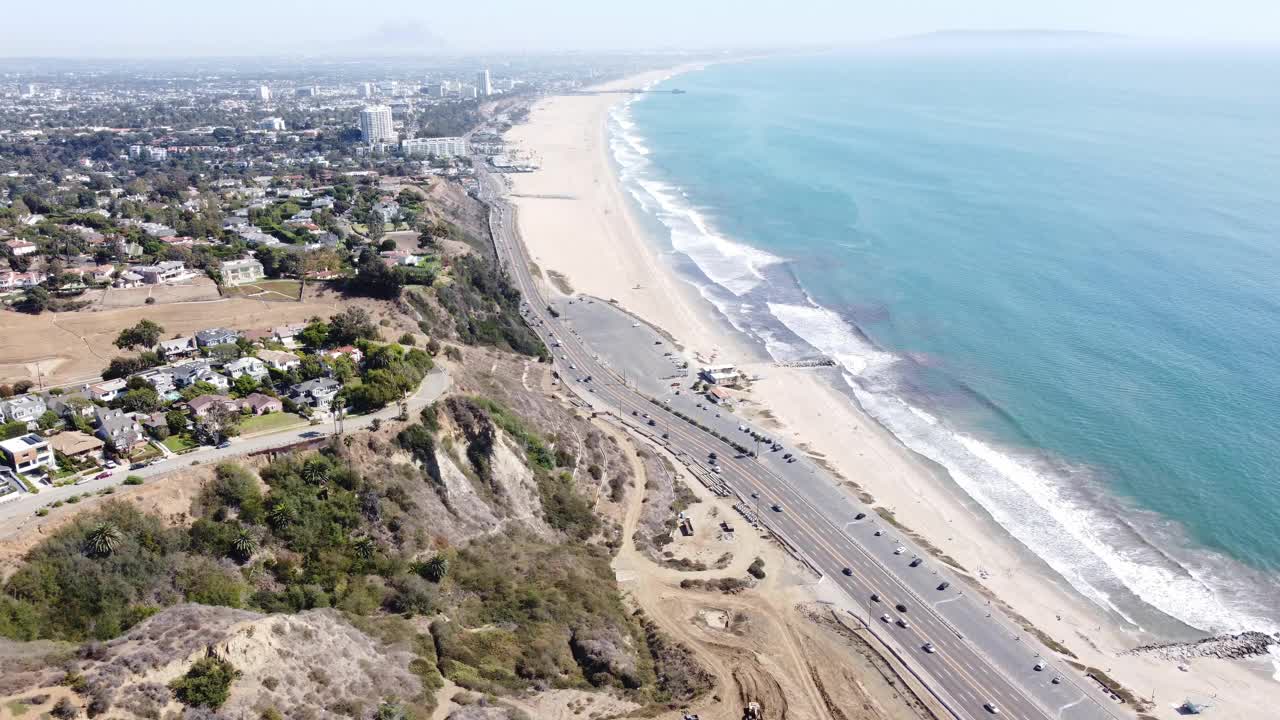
[0,284,407,387]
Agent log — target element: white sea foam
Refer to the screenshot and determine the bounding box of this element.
[766,297,1280,637]
[607,100,782,297]
[605,78,1280,642]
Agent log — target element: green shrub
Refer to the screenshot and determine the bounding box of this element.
[169,654,239,708]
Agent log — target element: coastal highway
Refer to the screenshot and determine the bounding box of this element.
[477,168,1125,720]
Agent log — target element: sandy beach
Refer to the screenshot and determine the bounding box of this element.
[503,67,1277,718]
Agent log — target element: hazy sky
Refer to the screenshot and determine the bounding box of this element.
[3,0,1279,57]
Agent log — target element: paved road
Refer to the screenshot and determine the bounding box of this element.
[478,168,1127,720]
[2,369,451,522]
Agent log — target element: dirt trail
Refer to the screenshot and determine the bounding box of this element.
[607,428,939,720]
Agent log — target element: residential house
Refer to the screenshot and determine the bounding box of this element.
[159,336,198,358]
[134,367,177,394]
[324,346,364,365]
[134,260,193,284]
[96,413,145,453]
[3,238,36,257]
[0,434,56,477]
[258,349,302,372]
[49,431,105,464]
[242,328,273,344]
[46,391,95,421]
[91,265,115,283]
[140,412,171,438]
[195,327,241,348]
[243,393,283,415]
[171,360,230,390]
[372,200,400,223]
[220,258,265,286]
[0,395,47,425]
[115,270,144,288]
[187,394,241,418]
[89,378,128,402]
[224,356,269,381]
[272,323,306,347]
[289,378,341,409]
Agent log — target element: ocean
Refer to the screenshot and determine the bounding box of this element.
[609,49,1280,642]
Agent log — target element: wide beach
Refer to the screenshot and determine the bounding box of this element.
[502,66,1277,718]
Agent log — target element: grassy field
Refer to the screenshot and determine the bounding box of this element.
[162,434,199,453]
[240,412,306,435]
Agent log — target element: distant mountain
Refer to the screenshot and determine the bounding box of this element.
[878,29,1131,51]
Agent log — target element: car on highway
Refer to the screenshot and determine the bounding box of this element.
[783,452,792,459]
[648,419,656,426]
[661,432,669,439]
[937,581,950,591]
[711,466,722,474]
[94,471,111,480]
[895,603,908,612]
[922,642,936,654]
[880,614,891,623]
[893,546,906,555]
[750,491,759,499]
[842,567,853,576]
[854,512,866,520]
[770,503,782,512]
[983,702,1000,714]
[1034,660,1047,671]
[870,593,880,602]
[874,529,883,536]
[909,557,923,568]
[896,618,910,629]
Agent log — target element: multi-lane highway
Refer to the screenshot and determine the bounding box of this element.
[477,167,1127,720]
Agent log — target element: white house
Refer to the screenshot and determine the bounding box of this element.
[258,349,302,372]
[88,378,127,402]
[4,238,37,257]
[224,356,269,381]
[159,336,198,358]
[0,395,47,425]
[220,258,265,286]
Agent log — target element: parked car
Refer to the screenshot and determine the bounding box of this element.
[217,440,232,449]
[94,471,111,480]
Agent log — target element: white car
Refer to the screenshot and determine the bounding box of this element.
[983,702,1000,715]
[893,546,906,555]
[1034,660,1047,671]
[880,614,892,623]
[922,642,936,654]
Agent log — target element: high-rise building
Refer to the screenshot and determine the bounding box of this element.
[401,136,468,158]
[359,105,395,144]
[477,69,492,96]
[257,117,286,131]
[360,82,375,98]
[258,85,272,102]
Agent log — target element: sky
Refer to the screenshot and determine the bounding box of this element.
[2,0,1279,57]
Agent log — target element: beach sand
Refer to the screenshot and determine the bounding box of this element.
[503,67,1277,719]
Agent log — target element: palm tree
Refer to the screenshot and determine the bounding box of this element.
[352,536,377,560]
[231,528,259,562]
[421,554,449,583]
[267,500,294,529]
[301,460,330,485]
[83,522,123,557]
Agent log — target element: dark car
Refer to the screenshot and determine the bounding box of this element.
[130,462,146,470]
[842,567,853,576]
[909,558,923,568]
[661,432,670,439]
[870,593,880,602]
[937,581,951,591]
[895,603,908,613]
[854,512,866,521]
[648,419,656,426]
[771,503,782,512]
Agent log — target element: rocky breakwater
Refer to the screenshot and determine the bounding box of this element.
[1122,631,1280,663]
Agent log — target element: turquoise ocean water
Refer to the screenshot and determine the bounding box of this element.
[610,49,1280,640]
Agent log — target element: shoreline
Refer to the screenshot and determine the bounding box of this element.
[502,64,1279,717]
